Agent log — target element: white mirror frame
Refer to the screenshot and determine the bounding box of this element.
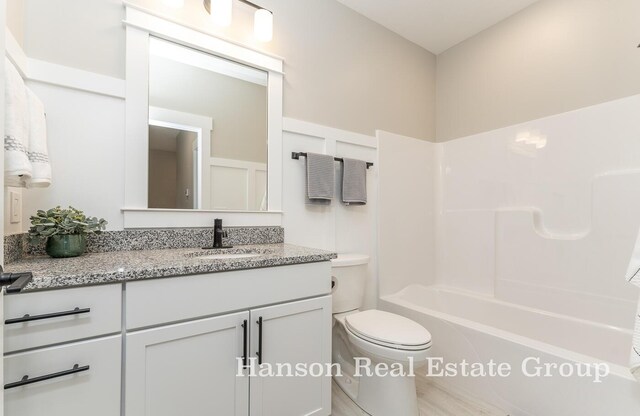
[122,3,283,228]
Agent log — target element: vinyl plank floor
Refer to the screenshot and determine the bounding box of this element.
[331,374,507,416]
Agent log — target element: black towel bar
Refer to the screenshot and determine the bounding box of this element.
[291,152,374,169]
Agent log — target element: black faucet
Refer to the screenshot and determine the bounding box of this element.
[212,218,232,249]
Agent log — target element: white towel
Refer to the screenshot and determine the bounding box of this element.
[4,58,31,187]
[24,87,51,187]
[625,231,640,380]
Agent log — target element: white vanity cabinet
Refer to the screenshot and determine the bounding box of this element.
[3,260,332,416]
[249,296,332,416]
[126,312,250,416]
[124,262,332,416]
[3,285,123,416]
[125,296,332,416]
[4,336,121,416]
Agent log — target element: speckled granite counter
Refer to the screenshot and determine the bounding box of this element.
[4,244,337,293]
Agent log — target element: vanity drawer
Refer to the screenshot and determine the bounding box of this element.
[4,335,121,416]
[4,284,122,353]
[126,261,331,330]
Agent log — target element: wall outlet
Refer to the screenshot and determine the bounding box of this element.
[10,191,21,224]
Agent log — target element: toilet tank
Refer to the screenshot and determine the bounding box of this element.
[331,254,370,314]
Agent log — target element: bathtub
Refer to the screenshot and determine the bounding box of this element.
[380,284,640,416]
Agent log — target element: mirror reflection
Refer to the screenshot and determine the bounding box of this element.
[148,38,268,211]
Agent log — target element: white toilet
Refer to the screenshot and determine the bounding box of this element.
[331,254,432,416]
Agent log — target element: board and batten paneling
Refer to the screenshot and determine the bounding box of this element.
[210,158,267,211]
[282,118,378,309]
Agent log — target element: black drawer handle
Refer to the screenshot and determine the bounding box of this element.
[5,307,91,325]
[241,319,248,368]
[4,364,90,390]
[256,316,263,365]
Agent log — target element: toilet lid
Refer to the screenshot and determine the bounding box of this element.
[345,310,431,349]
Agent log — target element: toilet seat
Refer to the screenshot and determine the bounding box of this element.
[345,310,432,351]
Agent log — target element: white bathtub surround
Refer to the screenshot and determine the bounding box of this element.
[377,131,437,295]
[625,232,640,380]
[379,95,640,325]
[376,95,640,414]
[438,95,640,322]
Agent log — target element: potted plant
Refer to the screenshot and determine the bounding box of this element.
[28,206,107,258]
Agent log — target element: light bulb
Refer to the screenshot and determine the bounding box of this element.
[254,9,273,42]
[210,0,233,27]
[163,0,184,8]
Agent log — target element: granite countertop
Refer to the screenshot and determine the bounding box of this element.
[4,244,337,292]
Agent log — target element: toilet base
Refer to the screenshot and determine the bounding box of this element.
[333,322,422,416]
[333,371,420,416]
[357,371,419,416]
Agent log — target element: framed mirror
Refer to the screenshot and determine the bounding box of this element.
[123,5,283,227]
[148,38,268,211]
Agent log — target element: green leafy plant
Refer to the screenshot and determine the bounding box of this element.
[28,206,107,244]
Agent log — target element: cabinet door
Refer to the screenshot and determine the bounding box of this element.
[250,296,331,416]
[126,312,249,416]
[4,336,121,416]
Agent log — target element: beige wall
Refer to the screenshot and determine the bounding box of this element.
[148,150,177,209]
[19,0,436,140]
[10,1,639,146]
[175,131,196,209]
[149,56,268,163]
[6,0,24,46]
[436,0,640,141]
[148,131,196,210]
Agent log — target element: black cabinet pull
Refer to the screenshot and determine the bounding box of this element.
[4,364,90,390]
[5,307,90,325]
[256,316,263,365]
[241,319,248,368]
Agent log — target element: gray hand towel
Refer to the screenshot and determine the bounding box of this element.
[342,158,367,205]
[306,152,335,205]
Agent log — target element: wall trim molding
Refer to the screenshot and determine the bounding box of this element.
[5,28,126,99]
[123,3,283,74]
[27,58,125,98]
[5,27,27,77]
[283,118,378,149]
[122,1,285,68]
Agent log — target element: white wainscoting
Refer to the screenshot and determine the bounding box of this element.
[6,28,125,99]
[282,119,379,309]
[209,158,266,211]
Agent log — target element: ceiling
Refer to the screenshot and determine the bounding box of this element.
[336,0,540,54]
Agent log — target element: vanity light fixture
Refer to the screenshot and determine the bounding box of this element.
[253,7,273,42]
[207,0,233,27]
[204,0,273,42]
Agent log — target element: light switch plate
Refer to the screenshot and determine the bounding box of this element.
[10,191,21,224]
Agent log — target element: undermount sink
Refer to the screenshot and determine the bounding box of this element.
[195,253,262,260]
